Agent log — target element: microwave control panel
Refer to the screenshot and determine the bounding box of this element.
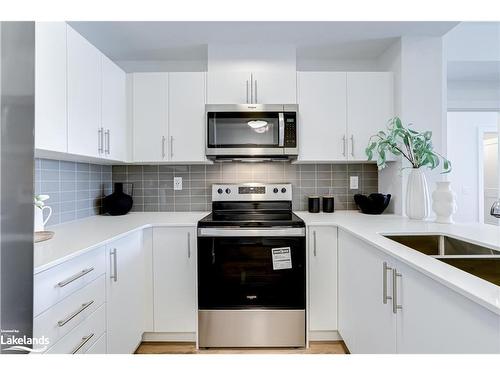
[284,112,297,148]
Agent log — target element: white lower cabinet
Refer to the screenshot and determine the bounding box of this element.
[152,227,197,334]
[106,231,145,353]
[308,226,338,337]
[338,229,500,353]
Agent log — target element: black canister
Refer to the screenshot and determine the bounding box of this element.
[308,196,320,213]
[102,182,133,216]
[322,196,335,213]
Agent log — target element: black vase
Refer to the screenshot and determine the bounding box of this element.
[103,183,133,216]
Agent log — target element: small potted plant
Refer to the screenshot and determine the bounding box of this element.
[366,117,451,220]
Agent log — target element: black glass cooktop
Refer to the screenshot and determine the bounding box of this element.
[198,201,305,228]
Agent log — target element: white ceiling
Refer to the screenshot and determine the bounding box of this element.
[448,61,500,82]
[69,21,458,63]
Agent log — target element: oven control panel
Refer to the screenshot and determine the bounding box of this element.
[212,183,292,201]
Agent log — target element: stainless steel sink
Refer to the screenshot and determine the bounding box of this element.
[383,234,500,286]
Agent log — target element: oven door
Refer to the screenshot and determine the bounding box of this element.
[197,232,306,310]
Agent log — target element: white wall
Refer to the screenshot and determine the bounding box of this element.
[448,80,500,111]
[447,111,499,223]
[444,22,500,62]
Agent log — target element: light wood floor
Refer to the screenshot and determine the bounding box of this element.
[135,341,348,354]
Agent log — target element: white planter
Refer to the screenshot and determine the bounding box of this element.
[432,181,457,224]
[406,168,430,220]
[34,205,52,232]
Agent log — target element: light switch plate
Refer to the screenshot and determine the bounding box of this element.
[174,177,183,191]
[349,176,359,190]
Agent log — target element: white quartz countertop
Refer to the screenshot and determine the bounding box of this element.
[295,211,500,315]
[34,210,500,315]
[34,212,208,274]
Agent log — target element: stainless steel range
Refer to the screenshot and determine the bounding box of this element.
[197,183,306,348]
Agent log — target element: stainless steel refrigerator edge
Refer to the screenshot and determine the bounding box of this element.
[0,22,35,354]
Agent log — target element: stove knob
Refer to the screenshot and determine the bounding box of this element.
[281,187,287,193]
[273,188,279,193]
[225,188,231,194]
[217,188,223,194]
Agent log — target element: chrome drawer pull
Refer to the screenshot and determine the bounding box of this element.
[71,333,94,354]
[392,269,403,314]
[383,262,392,304]
[57,300,95,327]
[56,268,95,288]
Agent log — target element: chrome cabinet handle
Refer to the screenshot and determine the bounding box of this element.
[161,136,166,159]
[71,333,94,354]
[392,269,403,313]
[383,262,393,304]
[57,300,94,327]
[97,128,103,154]
[342,135,346,157]
[56,268,95,288]
[246,80,249,104]
[110,248,118,282]
[350,135,354,157]
[187,232,191,258]
[105,129,110,155]
[170,136,174,158]
[250,73,254,103]
[254,79,258,103]
[313,230,317,257]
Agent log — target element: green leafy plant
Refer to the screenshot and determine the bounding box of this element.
[366,117,451,173]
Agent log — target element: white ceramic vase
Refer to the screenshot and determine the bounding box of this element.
[34,205,52,232]
[432,181,457,224]
[406,168,430,220]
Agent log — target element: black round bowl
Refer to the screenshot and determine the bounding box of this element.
[353,193,391,215]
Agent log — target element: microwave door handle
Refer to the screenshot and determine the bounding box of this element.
[278,113,285,147]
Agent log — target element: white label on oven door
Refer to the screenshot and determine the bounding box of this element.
[271,247,292,270]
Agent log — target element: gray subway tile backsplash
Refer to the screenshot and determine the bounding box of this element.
[112,162,379,212]
[35,158,112,226]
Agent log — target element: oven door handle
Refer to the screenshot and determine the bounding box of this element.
[198,227,305,237]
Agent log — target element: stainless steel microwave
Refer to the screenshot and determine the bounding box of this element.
[205,104,298,160]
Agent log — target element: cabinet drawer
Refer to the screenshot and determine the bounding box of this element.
[85,333,107,354]
[34,246,105,316]
[45,304,106,354]
[33,275,105,352]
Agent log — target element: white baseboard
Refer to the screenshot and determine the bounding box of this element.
[308,330,342,341]
[142,332,196,342]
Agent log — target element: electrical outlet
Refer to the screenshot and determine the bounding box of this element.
[174,177,183,191]
[349,176,359,190]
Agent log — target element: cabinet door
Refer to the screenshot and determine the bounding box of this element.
[132,73,168,162]
[297,72,347,162]
[106,231,144,354]
[308,226,338,332]
[395,260,500,353]
[253,71,297,104]
[168,72,207,162]
[338,229,397,353]
[67,25,101,158]
[207,71,250,104]
[153,227,197,333]
[347,72,393,161]
[35,22,67,153]
[102,55,127,161]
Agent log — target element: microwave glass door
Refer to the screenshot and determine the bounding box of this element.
[207,112,280,148]
[197,236,306,309]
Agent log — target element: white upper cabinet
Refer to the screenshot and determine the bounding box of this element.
[207,71,251,104]
[297,72,347,161]
[308,226,338,333]
[132,73,168,162]
[168,72,207,162]
[106,231,145,354]
[101,55,127,161]
[297,71,393,162]
[152,227,197,333]
[252,71,297,104]
[35,22,67,153]
[347,72,394,161]
[207,70,296,104]
[66,25,102,158]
